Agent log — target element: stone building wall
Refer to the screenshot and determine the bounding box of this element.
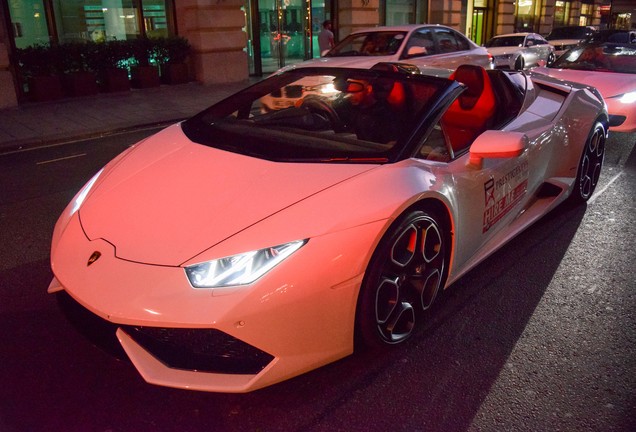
[0,4,18,108]
[175,0,248,84]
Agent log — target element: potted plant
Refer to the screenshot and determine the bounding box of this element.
[93,40,132,93]
[155,36,191,85]
[129,38,160,88]
[14,44,64,102]
[59,42,99,97]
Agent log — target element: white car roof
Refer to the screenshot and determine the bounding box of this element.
[492,33,533,38]
[351,24,456,34]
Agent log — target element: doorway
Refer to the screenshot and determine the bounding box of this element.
[247,0,330,76]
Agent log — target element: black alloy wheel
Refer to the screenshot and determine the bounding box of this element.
[569,121,606,204]
[356,209,448,348]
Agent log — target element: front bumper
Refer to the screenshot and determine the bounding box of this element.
[50,212,383,392]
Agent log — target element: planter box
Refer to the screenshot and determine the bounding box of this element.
[131,65,160,88]
[63,71,99,97]
[99,68,130,93]
[161,63,190,85]
[27,75,64,102]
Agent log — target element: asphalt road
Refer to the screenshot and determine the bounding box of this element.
[0,128,634,432]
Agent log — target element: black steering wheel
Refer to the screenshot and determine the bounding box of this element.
[297,96,345,132]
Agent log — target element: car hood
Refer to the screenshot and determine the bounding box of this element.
[79,124,375,266]
[532,67,635,97]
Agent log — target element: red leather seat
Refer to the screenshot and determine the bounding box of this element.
[441,65,496,154]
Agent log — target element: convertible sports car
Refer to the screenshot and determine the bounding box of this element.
[49,64,608,393]
[532,42,636,132]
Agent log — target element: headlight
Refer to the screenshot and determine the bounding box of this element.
[616,91,636,104]
[185,240,307,288]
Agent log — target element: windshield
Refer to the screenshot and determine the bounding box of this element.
[547,27,593,40]
[485,36,525,48]
[550,43,636,73]
[326,32,407,57]
[181,68,451,163]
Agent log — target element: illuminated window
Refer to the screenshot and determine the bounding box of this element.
[514,0,542,33]
[8,0,172,48]
[579,2,594,27]
[554,1,571,28]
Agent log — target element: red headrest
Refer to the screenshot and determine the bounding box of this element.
[450,65,489,110]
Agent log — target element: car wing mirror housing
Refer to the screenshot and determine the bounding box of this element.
[468,130,528,168]
[406,46,427,58]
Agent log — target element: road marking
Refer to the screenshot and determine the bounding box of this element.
[589,171,623,204]
[36,153,87,165]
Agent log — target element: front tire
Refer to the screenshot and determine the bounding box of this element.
[514,56,525,70]
[569,121,606,204]
[356,209,448,349]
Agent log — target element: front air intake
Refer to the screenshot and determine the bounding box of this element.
[120,326,274,375]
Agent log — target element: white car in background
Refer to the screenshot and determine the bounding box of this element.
[546,25,597,57]
[296,24,493,77]
[485,32,555,70]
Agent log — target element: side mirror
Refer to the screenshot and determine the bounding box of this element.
[406,46,427,58]
[468,130,528,168]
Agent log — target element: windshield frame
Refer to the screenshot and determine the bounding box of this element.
[181,67,455,164]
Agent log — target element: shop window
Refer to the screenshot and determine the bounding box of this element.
[385,0,415,26]
[9,1,172,48]
[579,2,593,27]
[554,1,571,28]
[143,0,168,38]
[8,0,51,48]
[514,0,542,33]
[52,0,140,43]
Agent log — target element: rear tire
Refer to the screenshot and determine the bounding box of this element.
[569,121,606,204]
[514,56,525,70]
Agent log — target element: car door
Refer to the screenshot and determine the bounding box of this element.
[524,35,542,67]
[407,27,489,70]
[414,118,532,278]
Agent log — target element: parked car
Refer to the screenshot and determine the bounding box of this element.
[485,32,555,70]
[295,24,493,76]
[546,25,597,57]
[532,41,636,132]
[49,64,608,393]
[586,29,636,44]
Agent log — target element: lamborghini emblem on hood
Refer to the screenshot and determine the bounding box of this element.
[87,251,101,266]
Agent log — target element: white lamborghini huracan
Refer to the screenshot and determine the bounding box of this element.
[49,63,608,392]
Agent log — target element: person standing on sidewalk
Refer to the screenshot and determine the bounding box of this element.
[318,20,335,56]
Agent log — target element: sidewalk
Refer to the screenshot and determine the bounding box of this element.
[0,79,258,155]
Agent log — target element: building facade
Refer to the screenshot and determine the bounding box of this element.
[0,0,626,109]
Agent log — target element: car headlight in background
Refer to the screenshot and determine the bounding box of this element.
[616,91,636,104]
[185,240,307,288]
